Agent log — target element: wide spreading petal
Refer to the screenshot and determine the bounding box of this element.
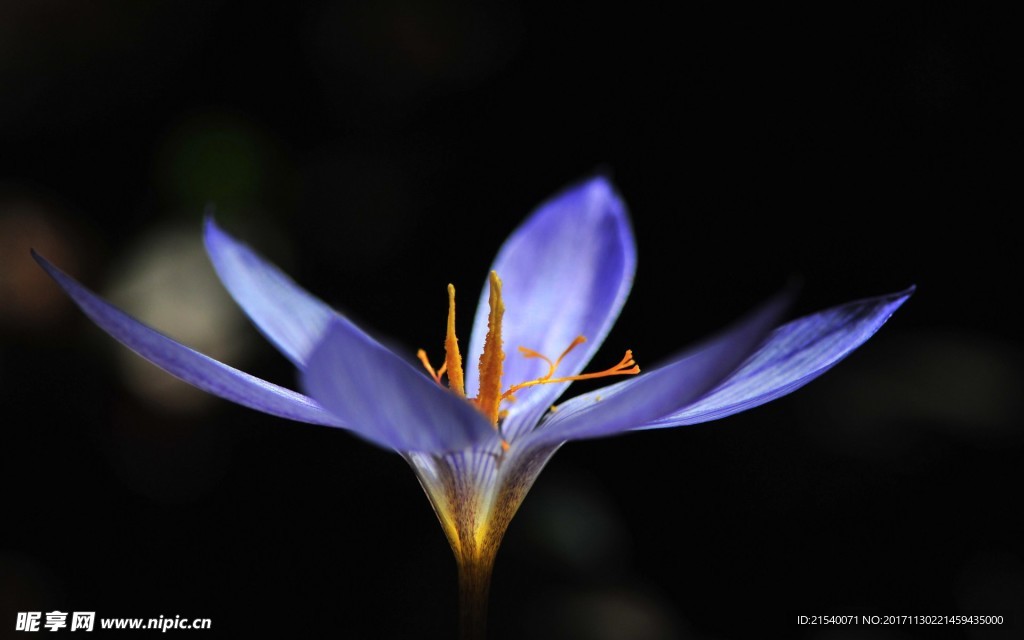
[204,218,359,367]
[523,288,793,446]
[33,250,345,428]
[466,176,637,441]
[636,287,915,428]
[302,319,499,453]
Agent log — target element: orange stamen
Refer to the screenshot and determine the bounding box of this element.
[444,284,465,396]
[417,350,450,386]
[517,335,587,381]
[419,272,638,454]
[501,347,639,400]
[474,271,505,425]
[417,349,441,384]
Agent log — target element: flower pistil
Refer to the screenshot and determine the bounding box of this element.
[419,270,641,443]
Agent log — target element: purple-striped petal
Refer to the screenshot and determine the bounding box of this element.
[302,319,498,453]
[523,288,793,446]
[32,250,345,428]
[204,218,356,367]
[636,287,915,429]
[465,177,637,441]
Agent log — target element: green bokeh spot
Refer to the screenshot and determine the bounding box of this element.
[158,113,272,212]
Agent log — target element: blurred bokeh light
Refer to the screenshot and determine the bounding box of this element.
[0,199,81,329]
[104,225,252,412]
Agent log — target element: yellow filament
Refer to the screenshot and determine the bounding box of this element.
[474,271,505,425]
[501,348,639,400]
[517,335,587,382]
[417,349,440,383]
[417,350,449,385]
[444,284,466,396]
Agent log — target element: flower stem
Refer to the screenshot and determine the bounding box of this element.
[457,551,496,640]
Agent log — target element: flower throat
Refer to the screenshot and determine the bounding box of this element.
[418,271,640,440]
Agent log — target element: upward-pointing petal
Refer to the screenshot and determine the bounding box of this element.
[204,218,358,368]
[32,250,345,428]
[302,319,498,454]
[466,177,637,441]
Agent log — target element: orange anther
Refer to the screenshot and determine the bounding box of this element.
[474,271,505,425]
[444,284,466,397]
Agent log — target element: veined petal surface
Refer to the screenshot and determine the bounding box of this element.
[302,320,498,453]
[525,289,793,446]
[204,218,363,367]
[466,177,637,440]
[637,287,915,428]
[33,250,345,428]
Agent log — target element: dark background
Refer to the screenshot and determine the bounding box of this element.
[1,2,1018,639]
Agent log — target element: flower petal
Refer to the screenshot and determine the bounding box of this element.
[466,176,637,441]
[524,288,793,446]
[32,250,345,428]
[204,217,353,367]
[302,319,499,453]
[636,287,915,429]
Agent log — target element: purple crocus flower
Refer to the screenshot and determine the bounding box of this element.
[33,177,912,639]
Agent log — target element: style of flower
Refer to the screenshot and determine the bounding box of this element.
[34,177,912,639]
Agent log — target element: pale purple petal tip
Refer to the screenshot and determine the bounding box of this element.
[639,286,915,428]
[32,250,345,428]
